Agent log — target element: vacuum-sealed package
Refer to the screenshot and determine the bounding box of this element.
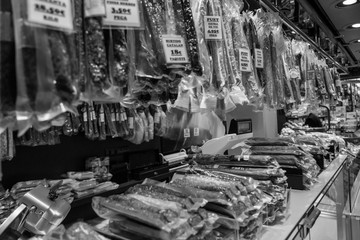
[11,0,79,136]
[0,2,17,131]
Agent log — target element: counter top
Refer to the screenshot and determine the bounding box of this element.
[261,154,348,240]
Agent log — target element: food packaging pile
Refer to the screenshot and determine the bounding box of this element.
[92,168,289,240]
[0,0,341,139]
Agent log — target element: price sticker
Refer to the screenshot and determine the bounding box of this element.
[194,128,200,136]
[162,35,189,65]
[100,113,105,123]
[122,112,127,121]
[184,128,190,138]
[154,112,160,124]
[239,48,251,72]
[243,155,250,161]
[255,48,264,68]
[103,0,141,28]
[91,110,97,120]
[83,112,88,122]
[204,16,222,40]
[128,117,134,129]
[111,112,116,122]
[27,0,74,31]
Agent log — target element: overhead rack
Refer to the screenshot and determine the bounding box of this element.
[259,0,349,74]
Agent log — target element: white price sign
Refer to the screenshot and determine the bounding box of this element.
[162,35,189,64]
[27,0,74,31]
[184,128,190,138]
[194,128,200,137]
[204,16,222,40]
[103,0,141,28]
[255,48,264,68]
[239,48,251,72]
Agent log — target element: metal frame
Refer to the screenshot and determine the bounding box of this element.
[259,0,349,74]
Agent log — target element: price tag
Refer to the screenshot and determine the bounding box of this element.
[154,112,160,124]
[162,35,189,64]
[84,0,106,17]
[122,112,127,121]
[184,128,190,138]
[111,112,116,121]
[335,79,341,87]
[239,48,251,72]
[83,112,88,122]
[194,128,200,137]
[213,164,219,169]
[27,0,74,31]
[91,110,96,120]
[204,16,222,40]
[255,48,264,68]
[100,113,105,123]
[103,0,141,28]
[128,117,134,129]
[243,155,250,161]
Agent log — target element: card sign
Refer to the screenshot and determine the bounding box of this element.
[255,48,264,68]
[162,35,189,64]
[194,128,200,137]
[204,16,222,40]
[184,128,190,138]
[27,0,73,31]
[103,0,141,28]
[239,48,251,72]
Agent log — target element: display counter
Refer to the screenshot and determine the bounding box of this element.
[261,154,348,240]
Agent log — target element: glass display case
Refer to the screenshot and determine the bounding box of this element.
[260,154,356,240]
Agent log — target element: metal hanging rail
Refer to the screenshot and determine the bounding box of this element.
[259,0,349,74]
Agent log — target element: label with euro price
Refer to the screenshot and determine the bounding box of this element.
[255,48,264,68]
[184,128,190,138]
[27,0,74,31]
[204,16,222,40]
[239,48,251,72]
[103,0,141,28]
[194,128,200,137]
[162,35,189,65]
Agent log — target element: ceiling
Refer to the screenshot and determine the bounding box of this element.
[316,0,360,67]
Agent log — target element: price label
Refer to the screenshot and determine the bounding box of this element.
[243,155,250,161]
[194,128,200,137]
[184,128,190,138]
[239,48,251,72]
[84,0,106,17]
[204,16,222,40]
[27,0,73,31]
[100,113,105,123]
[162,35,189,64]
[255,48,264,68]
[122,112,127,121]
[91,110,96,120]
[83,112,88,122]
[111,112,116,121]
[335,79,341,87]
[154,112,160,124]
[128,117,134,129]
[103,0,141,28]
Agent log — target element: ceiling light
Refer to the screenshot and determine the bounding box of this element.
[352,23,360,28]
[343,0,357,5]
[336,0,360,7]
[357,39,360,42]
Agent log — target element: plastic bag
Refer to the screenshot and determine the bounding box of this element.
[0,5,17,131]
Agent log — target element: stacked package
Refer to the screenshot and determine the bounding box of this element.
[92,168,287,240]
[189,154,288,225]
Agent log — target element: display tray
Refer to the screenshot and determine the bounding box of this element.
[260,154,348,240]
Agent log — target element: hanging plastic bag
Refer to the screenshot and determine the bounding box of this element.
[0,3,17,131]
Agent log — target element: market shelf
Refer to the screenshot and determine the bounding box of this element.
[260,154,348,240]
